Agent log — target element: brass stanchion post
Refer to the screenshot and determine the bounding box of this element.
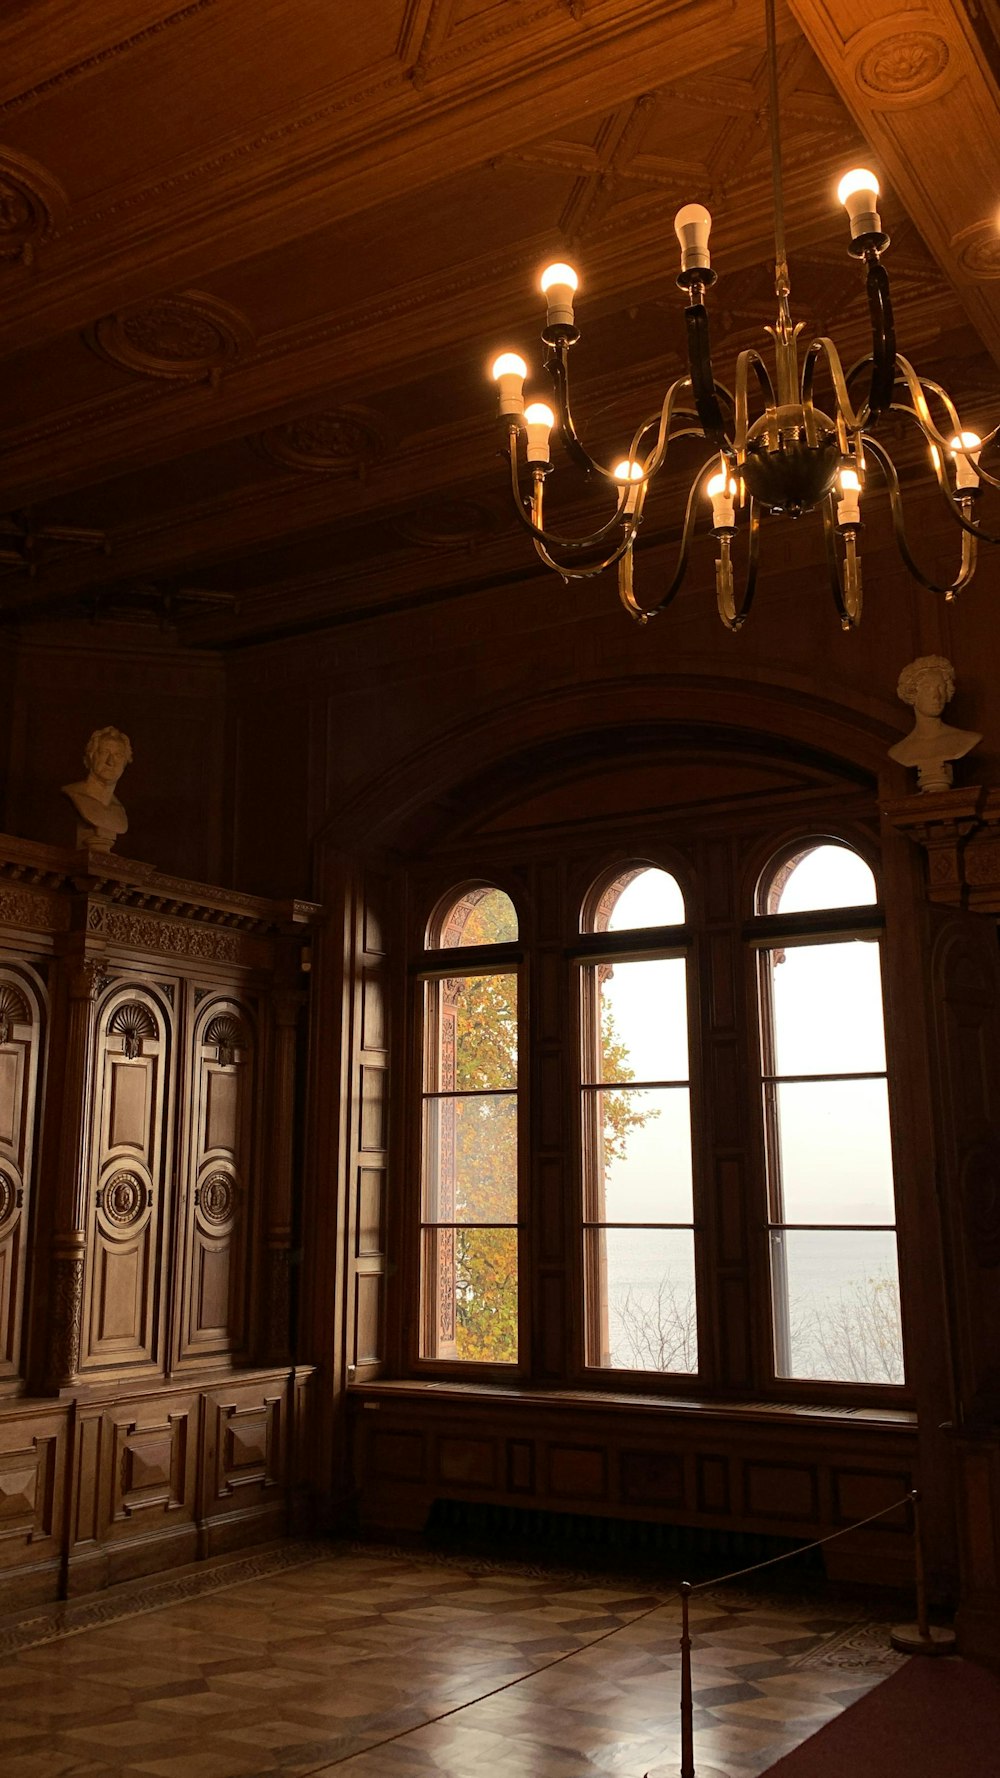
[891,1488,956,1655]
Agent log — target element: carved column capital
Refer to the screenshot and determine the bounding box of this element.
[882,787,989,908]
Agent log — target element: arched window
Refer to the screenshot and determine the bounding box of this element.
[419,886,519,1364]
[579,864,697,1373]
[755,841,903,1385]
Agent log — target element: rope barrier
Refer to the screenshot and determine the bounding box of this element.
[300,1490,918,1774]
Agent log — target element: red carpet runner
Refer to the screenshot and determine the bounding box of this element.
[761,1656,1000,1776]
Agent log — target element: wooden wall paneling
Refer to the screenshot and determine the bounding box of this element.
[175,993,255,1367]
[66,1388,201,1593]
[0,1402,68,1606]
[0,966,46,1383]
[40,956,104,1391]
[81,983,171,1375]
[198,1373,289,1555]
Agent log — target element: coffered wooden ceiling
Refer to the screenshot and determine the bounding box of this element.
[0,0,998,645]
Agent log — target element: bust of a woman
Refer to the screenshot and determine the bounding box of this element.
[62,726,133,851]
[888,656,980,793]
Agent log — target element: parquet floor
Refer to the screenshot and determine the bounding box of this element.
[0,1541,907,1778]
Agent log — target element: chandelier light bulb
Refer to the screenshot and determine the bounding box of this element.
[674,203,712,275]
[950,430,982,490]
[523,401,555,463]
[540,262,579,328]
[706,466,737,529]
[837,466,862,527]
[491,351,528,416]
[837,167,882,240]
[613,458,645,512]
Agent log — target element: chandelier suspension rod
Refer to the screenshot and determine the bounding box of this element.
[764,0,791,314]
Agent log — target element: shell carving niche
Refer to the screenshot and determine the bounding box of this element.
[109,1001,157,1061]
[205,1013,248,1068]
[0,983,29,1045]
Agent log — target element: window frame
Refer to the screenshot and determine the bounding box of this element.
[574,859,703,1384]
[410,882,526,1378]
[746,835,910,1406]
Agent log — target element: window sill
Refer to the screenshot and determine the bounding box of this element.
[347,1377,916,1430]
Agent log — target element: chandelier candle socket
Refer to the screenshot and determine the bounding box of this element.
[489,0,999,630]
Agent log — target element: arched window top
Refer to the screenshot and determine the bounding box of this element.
[584,864,686,934]
[760,841,877,917]
[428,885,518,949]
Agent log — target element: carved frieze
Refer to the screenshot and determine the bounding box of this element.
[100,907,247,964]
[90,292,254,385]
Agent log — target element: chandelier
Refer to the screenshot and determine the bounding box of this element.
[490,0,998,630]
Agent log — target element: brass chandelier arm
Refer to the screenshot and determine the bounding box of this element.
[684,302,732,451]
[863,256,897,422]
[506,430,630,551]
[545,341,621,482]
[893,364,1000,495]
[863,434,979,596]
[884,398,1000,543]
[802,336,868,438]
[734,350,776,458]
[530,469,639,578]
[617,454,720,624]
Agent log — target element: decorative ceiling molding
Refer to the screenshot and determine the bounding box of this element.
[0,147,67,264]
[257,407,386,474]
[89,290,255,385]
[953,220,1000,282]
[0,1,218,120]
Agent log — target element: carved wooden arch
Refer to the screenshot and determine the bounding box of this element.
[315,675,891,858]
[426,882,519,951]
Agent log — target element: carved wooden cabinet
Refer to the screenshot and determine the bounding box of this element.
[0,836,318,1606]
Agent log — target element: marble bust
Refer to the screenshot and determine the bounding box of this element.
[62,726,133,851]
[888,656,981,793]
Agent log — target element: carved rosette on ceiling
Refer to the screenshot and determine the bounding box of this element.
[394,497,503,552]
[90,290,254,385]
[954,220,1000,282]
[852,25,953,105]
[257,407,385,475]
[0,148,66,265]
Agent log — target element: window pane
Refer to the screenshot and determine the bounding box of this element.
[422,1095,517,1223]
[769,941,886,1077]
[454,1226,518,1362]
[769,843,877,914]
[434,886,518,948]
[772,1229,903,1383]
[452,973,517,1089]
[586,1086,693,1222]
[599,867,686,931]
[588,1227,697,1372]
[772,1079,895,1224]
[588,957,688,1083]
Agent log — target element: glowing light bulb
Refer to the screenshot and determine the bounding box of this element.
[950,430,982,491]
[491,351,528,416]
[837,167,882,241]
[706,467,737,530]
[540,262,579,328]
[523,401,555,464]
[837,466,862,527]
[674,203,712,275]
[613,458,645,513]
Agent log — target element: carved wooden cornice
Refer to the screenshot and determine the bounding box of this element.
[882,787,1000,912]
[0,833,321,950]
